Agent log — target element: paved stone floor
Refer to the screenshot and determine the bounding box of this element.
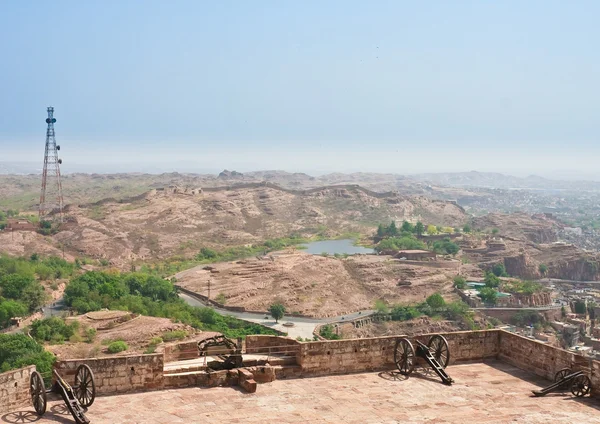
[4,362,600,423]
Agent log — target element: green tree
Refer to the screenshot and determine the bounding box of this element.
[491,228,499,235]
[426,293,445,309]
[388,221,398,237]
[21,283,48,312]
[453,275,466,289]
[561,305,566,318]
[269,303,286,323]
[478,287,498,304]
[484,272,501,288]
[426,224,438,235]
[463,224,472,233]
[376,224,385,238]
[491,263,508,277]
[414,221,424,236]
[401,221,414,233]
[538,263,548,276]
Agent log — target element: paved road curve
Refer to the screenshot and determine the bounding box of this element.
[178,292,375,339]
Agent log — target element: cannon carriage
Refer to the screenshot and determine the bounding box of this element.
[30,364,96,424]
[393,334,454,385]
[532,367,592,398]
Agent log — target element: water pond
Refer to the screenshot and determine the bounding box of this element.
[300,239,374,255]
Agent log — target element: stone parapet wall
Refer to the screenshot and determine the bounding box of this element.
[163,341,199,362]
[54,354,164,395]
[245,335,301,356]
[0,366,35,413]
[298,330,499,377]
[498,331,600,397]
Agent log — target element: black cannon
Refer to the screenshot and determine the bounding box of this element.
[532,368,592,398]
[30,365,96,424]
[394,334,454,385]
[198,335,243,371]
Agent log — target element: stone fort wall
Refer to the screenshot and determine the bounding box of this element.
[4,329,600,413]
[0,365,35,413]
[53,354,164,395]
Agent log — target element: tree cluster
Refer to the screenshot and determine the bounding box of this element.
[376,221,425,239]
[63,271,279,339]
[0,334,55,379]
[0,255,72,328]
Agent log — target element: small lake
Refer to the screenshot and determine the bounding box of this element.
[301,239,374,255]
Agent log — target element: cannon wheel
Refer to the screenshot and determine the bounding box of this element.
[394,338,415,375]
[74,364,96,407]
[554,368,571,389]
[427,334,450,369]
[30,370,47,415]
[571,374,591,398]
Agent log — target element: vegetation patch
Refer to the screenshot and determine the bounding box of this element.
[63,271,279,339]
[107,340,128,353]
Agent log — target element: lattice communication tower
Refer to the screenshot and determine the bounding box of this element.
[39,106,64,222]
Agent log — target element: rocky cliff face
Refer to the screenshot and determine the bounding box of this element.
[501,245,600,282]
[507,292,552,307]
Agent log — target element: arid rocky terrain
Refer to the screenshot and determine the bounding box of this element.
[1,183,467,267]
[46,310,205,360]
[176,252,461,318]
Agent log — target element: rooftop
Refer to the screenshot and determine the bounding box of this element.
[14,362,599,424]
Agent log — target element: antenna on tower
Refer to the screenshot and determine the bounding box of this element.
[39,106,64,222]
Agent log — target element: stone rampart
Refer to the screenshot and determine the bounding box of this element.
[53,354,164,395]
[297,330,499,377]
[498,331,600,397]
[245,335,301,357]
[0,366,35,413]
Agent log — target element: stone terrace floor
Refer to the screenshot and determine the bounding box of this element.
[4,361,600,424]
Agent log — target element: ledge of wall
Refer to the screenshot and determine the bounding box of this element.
[54,354,164,395]
[498,330,600,397]
[0,366,35,413]
[298,330,500,377]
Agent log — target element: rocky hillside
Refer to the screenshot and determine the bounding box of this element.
[175,252,458,318]
[0,184,467,267]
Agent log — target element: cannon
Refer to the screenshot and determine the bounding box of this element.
[198,335,243,370]
[30,365,96,424]
[532,368,592,398]
[394,334,454,385]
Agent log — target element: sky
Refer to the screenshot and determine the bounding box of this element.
[0,1,599,177]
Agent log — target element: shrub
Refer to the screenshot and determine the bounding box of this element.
[426,293,445,309]
[390,306,421,321]
[85,328,97,343]
[491,263,508,277]
[161,330,188,342]
[215,292,227,305]
[374,299,389,314]
[319,324,340,340]
[107,341,128,353]
[453,276,466,289]
[69,334,83,343]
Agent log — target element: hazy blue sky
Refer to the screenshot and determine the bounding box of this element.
[1,1,599,175]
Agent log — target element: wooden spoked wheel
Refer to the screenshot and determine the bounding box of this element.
[394,338,415,375]
[554,368,571,389]
[427,335,450,369]
[30,370,47,415]
[74,364,96,407]
[571,374,592,398]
